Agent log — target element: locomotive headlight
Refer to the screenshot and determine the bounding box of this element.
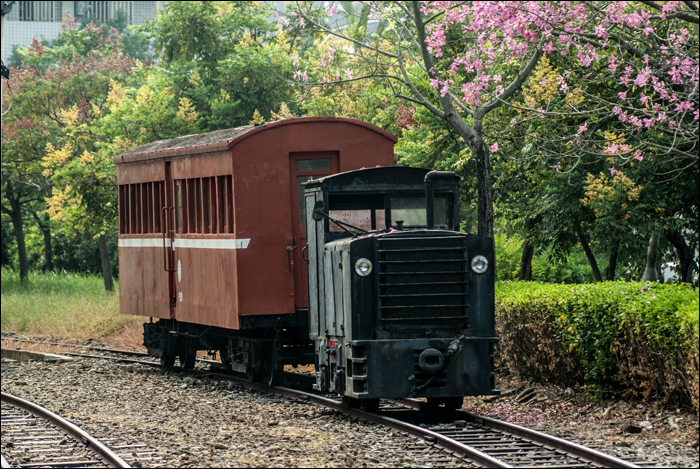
[355,258,373,276]
[471,255,489,274]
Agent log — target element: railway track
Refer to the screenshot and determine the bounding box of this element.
[2,342,648,468]
[1,392,130,468]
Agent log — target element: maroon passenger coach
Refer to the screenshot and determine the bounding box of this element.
[115,117,396,380]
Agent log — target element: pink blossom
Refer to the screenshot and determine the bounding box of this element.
[490,142,499,153]
[609,167,618,176]
[345,68,353,80]
[578,123,588,134]
[634,152,643,161]
[510,118,517,127]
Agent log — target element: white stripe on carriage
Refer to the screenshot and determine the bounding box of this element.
[118,238,168,248]
[118,238,250,249]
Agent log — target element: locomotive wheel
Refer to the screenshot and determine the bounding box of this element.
[178,339,196,369]
[159,352,176,367]
[360,398,380,413]
[426,397,463,412]
[441,396,464,411]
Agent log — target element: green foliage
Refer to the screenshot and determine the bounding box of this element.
[1,268,131,340]
[495,233,599,283]
[139,1,295,130]
[496,281,699,408]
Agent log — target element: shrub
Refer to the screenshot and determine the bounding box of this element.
[496,281,699,411]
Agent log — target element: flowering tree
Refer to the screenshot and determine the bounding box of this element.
[2,15,132,283]
[283,1,698,241]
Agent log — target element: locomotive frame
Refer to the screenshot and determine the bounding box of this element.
[115,117,498,406]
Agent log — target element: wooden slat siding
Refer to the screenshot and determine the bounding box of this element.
[187,179,195,234]
[159,181,166,234]
[202,178,210,234]
[152,182,158,233]
[210,177,218,234]
[116,159,165,184]
[155,182,162,234]
[138,184,144,234]
[171,151,232,180]
[226,175,234,233]
[194,178,201,233]
[118,186,126,234]
[183,180,189,234]
[144,183,151,233]
[130,185,137,234]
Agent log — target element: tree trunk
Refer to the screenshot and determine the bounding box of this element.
[97,233,114,292]
[641,233,660,282]
[664,229,693,283]
[8,192,29,282]
[519,240,534,281]
[472,129,494,238]
[575,223,602,282]
[32,211,53,273]
[605,238,620,281]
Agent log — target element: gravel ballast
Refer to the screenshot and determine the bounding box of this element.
[1,357,471,468]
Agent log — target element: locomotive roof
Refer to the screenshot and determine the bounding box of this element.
[304,166,460,190]
[114,117,397,164]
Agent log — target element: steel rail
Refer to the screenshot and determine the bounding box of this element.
[4,345,643,468]
[464,412,640,469]
[1,392,130,469]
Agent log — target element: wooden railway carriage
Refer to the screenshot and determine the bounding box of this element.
[115,117,395,381]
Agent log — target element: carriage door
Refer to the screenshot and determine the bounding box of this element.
[290,152,339,309]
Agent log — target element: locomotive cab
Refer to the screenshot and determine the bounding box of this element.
[304,167,498,409]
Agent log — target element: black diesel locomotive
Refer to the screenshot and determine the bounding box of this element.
[304,166,498,410]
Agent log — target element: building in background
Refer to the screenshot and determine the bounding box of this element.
[2,1,165,62]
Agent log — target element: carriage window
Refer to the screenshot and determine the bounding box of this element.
[118,181,166,234]
[174,176,233,234]
[296,159,332,171]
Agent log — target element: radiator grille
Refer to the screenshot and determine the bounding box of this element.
[376,233,469,326]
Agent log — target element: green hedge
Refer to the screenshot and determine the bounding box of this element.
[495,281,699,410]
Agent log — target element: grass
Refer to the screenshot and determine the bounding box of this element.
[1,268,144,347]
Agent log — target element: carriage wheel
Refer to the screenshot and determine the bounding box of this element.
[263,348,283,386]
[245,341,264,382]
[159,352,175,367]
[178,339,196,369]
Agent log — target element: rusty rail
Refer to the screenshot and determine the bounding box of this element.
[1,392,130,468]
